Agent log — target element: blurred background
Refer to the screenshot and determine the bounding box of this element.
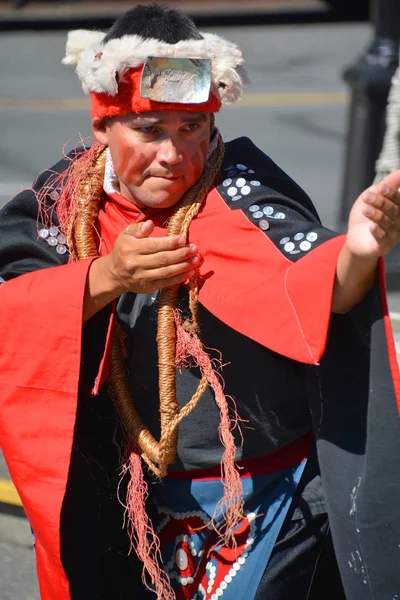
[0,1,399,598]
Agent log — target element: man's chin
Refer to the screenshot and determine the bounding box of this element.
[131,186,190,209]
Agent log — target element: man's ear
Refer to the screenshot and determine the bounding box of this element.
[92,117,109,145]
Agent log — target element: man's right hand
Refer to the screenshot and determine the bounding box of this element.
[83,220,198,322]
[104,220,198,295]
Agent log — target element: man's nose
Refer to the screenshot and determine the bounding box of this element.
[157,137,184,165]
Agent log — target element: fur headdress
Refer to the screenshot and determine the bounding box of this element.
[63,29,247,117]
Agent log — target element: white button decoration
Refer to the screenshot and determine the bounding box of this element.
[236,178,246,187]
[249,205,260,212]
[241,185,251,195]
[259,220,270,231]
[227,187,238,197]
[38,229,49,239]
[250,180,261,186]
[306,232,318,242]
[300,240,312,251]
[232,195,242,201]
[222,178,232,187]
[253,211,263,219]
[294,233,304,241]
[246,537,254,545]
[49,190,60,201]
[175,548,188,571]
[274,212,286,220]
[280,237,290,245]
[263,206,274,216]
[284,242,295,253]
[236,164,247,170]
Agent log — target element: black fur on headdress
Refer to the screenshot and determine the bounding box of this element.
[103,4,203,44]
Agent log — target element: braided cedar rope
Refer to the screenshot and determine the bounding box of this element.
[70,135,225,478]
[156,135,225,472]
[110,136,225,476]
[67,144,108,261]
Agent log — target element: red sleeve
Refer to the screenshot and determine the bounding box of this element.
[0,259,102,600]
[190,187,346,365]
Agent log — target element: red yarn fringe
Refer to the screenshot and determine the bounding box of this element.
[175,311,244,546]
[34,139,102,253]
[118,447,175,600]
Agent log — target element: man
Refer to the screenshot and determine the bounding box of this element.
[0,5,399,600]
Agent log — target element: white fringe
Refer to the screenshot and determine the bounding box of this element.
[62,30,246,105]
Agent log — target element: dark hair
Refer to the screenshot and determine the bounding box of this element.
[103,4,203,44]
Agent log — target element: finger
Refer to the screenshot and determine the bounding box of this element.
[363,192,400,222]
[369,221,391,246]
[122,223,190,254]
[147,260,198,282]
[376,169,400,193]
[373,184,400,209]
[151,269,196,291]
[362,203,397,230]
[138,236,195,255]
[124,220,155,239]
[365,208,398,249]
[141,245,198,268]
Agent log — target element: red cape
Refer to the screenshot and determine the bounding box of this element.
[0,171,398,598]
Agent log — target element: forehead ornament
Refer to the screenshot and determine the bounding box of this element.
[62,29,247,117]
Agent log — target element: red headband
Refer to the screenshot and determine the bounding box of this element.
[90,66,222,120]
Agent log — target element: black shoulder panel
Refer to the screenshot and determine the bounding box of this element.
[217,138,338,262]
[0,149,87,280]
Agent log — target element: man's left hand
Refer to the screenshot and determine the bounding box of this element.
[346,170,400,258]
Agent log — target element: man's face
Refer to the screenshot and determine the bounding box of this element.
[95,110,212,209]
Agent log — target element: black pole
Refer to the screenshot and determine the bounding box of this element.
[339,0,400,287]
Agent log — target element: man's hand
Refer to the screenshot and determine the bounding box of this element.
[103,220,198,295]
[83,220,198,322]
[346,171,400,258]
[333,170,400,314]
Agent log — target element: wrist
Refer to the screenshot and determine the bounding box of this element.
[342,240,379,271]
[89,255,126,298]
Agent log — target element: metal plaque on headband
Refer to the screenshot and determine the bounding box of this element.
[140,57,212,104]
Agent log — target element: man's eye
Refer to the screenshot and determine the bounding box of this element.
[137,126,157,134]
[184,123,200,132]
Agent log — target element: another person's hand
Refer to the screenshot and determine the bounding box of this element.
[346,170,400,258]
[101,220,198,295]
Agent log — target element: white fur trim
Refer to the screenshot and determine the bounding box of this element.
[63,30,246,104]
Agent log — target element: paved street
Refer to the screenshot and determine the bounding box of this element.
[0,18,399,599]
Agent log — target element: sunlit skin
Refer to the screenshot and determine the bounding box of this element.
[93,110,212,209]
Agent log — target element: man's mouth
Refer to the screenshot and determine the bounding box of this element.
[153,175,182,182]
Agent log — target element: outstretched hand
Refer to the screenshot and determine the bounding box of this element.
[346,170,400,258]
